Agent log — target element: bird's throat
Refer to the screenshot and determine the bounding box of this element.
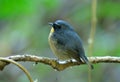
[50,27,54,33]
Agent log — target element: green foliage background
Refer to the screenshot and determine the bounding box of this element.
[0,0,120,82]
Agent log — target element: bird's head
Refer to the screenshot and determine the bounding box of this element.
[49,20,74,32]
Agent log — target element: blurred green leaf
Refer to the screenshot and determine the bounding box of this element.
[0,0,35,18]
[98,1,120,18]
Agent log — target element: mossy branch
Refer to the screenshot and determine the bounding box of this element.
[0,55,120,71]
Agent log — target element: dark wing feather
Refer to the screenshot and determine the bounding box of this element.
[64,30,94,69]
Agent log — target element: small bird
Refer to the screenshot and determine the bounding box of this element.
[48,20,93,69]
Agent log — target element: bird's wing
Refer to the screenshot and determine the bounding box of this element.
[63,31,84,59]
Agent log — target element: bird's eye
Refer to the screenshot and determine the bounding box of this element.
[53,23,61,29]
[57,25,61,29]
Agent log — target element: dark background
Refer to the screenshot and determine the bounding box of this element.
[0,0,120,82]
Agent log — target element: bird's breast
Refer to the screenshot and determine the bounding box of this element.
[48,32,58,53]
[48,32,70,60]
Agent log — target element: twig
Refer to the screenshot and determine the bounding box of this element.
[88,0,97,82]
[0,57,33,82]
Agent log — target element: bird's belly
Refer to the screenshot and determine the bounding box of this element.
[54,49,71,60]
[49,37,71,60]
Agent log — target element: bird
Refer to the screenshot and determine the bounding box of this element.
[48,20,93,69]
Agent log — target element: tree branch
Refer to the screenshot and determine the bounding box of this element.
[0,55,120,71]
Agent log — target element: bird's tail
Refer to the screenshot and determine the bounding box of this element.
[81,55,94,70]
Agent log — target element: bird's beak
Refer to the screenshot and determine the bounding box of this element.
[48,22,53,26]
[49,22,54,33]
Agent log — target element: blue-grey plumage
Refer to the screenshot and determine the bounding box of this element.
[48,20,93,69]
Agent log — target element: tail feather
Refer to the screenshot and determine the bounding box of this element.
[81,55,94,70]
